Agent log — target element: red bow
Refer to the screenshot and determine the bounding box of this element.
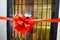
[0,14,60,34]
[12,14,34,34]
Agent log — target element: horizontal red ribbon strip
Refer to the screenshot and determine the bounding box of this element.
[26,18,60,22]
[0,16,13,20]
[0,16,60,22]
[0,15,60,34]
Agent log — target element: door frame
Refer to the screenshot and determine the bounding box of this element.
[7,0,59,40]
[50,0,59,40]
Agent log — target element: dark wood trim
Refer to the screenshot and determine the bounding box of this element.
[7,0,13,40]
[49,0,59,40]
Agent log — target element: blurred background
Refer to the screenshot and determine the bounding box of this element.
[0,0,59,40]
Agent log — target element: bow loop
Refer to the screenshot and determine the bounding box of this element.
[12,14,34,34]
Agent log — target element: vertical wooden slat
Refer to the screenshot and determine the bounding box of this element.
[25,0,34,40]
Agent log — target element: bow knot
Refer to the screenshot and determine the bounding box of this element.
[12,14,34,34]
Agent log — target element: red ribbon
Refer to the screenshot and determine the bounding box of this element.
[0,14,60,34]
[26,18,60,22]
[12,14,34,34]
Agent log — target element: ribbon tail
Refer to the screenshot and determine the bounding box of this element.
[0,16,13,20]
[26,18,60,22]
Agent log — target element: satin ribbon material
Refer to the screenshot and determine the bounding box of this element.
[26,18,60,22]
[12,14,34,34]
[0,16,13,20]
[0,14,60,34]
